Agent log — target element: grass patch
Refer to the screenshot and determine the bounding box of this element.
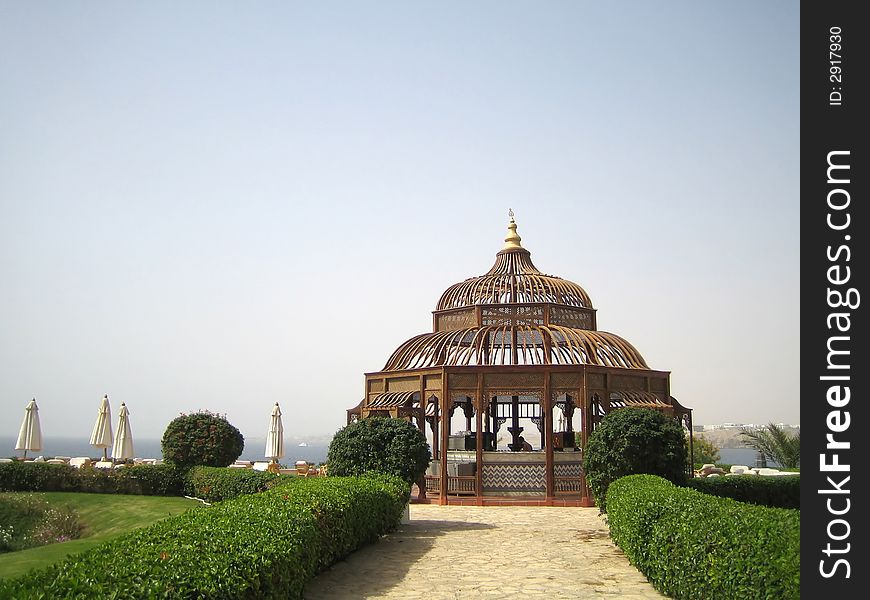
[0,492,198,580]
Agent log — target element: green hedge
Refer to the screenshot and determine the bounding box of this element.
[0,462,289,501]
[183,466,280,503]
[0,474,409,599]
[0,462,78,492]
[686,474,800,509]
[0,462,184,496]
[606,474,799,600]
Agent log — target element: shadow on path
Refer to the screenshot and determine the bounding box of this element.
[304,519,496,599]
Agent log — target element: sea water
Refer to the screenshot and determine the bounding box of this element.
[1,436,330,465]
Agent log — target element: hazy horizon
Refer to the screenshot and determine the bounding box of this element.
[1,2,799,442]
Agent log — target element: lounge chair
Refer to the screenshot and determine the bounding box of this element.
[252,462,270,472]
[69,457,92,469]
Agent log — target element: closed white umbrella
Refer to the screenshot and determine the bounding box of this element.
[89,394,113,461]
[111,402,134,462]
[265,402,284,467]
[15,398,42,459]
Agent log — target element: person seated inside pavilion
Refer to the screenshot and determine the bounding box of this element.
[518,436,533,451]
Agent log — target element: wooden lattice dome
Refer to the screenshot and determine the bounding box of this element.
[384,214,649,371]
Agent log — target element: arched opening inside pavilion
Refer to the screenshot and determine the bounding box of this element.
[347,213,692,506]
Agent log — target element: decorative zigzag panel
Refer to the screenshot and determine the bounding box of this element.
[483,463,545,491]
[481,462,583,492]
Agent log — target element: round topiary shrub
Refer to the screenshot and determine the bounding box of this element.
[327,417,431,484]
[161,411,245,469]
[583,407,687,511]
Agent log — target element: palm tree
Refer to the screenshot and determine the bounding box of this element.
[740,423,800,468]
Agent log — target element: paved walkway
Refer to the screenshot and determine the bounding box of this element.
[304,504,666,599]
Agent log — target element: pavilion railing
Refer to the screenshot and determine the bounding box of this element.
[424,475,441,495]
[554,476,584,494]
[447,476,477,495]
[424,475,477,495]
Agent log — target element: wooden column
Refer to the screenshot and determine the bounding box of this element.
[544,373,554,501]
[418,378,425,432]
[439,371,450,504]
[490,397,498,441]
[580,388,593,506]
[431,400,439,459]
[508,395,522,450]
[475,374,484,505]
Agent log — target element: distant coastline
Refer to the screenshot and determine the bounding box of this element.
[1,436,330,465]
[694,426,800,450]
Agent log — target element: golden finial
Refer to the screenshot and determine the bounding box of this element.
[502,209,523,250]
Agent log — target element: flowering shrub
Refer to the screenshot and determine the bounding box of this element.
[0,493,82,553]
[161,411,245,468]
[0,524,13,551]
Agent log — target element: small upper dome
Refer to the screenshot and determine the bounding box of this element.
[436,213,593,310]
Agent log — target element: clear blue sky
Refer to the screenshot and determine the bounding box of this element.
[1,1,799,443]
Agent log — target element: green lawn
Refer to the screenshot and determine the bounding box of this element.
[0,492,199,580]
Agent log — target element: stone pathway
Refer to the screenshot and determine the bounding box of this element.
[304,504,666,599]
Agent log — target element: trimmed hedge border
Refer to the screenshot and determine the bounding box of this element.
[0,462,284,502]
[686,474,800,509]
[0,474,409,599]
[183,466,280,503]
[0,462,184,496]
[606,474,799,600]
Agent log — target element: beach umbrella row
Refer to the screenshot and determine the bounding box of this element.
[13,398,283,463]
[12,395,133,461]
[88,395,134,460]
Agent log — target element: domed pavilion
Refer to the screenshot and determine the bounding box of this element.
[348,212,692,506]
